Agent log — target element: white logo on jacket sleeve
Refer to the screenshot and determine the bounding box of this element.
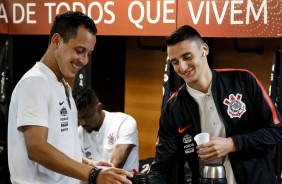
[223,93,246,118]
[183,134,192,144]
[183,134,195,154]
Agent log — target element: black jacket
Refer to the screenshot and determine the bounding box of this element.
[148,69,282,184]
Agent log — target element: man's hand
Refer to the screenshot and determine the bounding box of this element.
[94,161,114,167]
[96,167,133,184]
[196,137,236,161]
[83,157,114,167]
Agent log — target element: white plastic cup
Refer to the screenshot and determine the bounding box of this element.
[194,132,210,145]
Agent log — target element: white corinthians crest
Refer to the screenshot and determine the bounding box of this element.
[223,93,246,118]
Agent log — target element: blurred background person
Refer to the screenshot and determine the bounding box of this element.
[73,86,139,172]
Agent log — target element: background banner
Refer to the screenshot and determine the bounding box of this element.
[0,0,281,37]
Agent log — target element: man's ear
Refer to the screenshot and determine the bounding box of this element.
[202,43,209,56]
[97,102,103,111]
[51,33,61,47]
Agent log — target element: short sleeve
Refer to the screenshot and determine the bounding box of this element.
[116,115,138,146]
[15,76,50,129]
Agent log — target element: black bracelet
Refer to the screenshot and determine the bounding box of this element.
[88,167,102,184]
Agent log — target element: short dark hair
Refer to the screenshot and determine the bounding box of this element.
[72,86,99,110]
[48,11,97,44]
[165,25,204,46]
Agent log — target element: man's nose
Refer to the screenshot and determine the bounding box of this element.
[179,60,188,73]
[79,53,89,66]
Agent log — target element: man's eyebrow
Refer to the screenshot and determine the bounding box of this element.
[181,52,191,57]
[74,45,88,50]
[169,52,191,62]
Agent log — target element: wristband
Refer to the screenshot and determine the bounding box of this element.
[88,166,102,184]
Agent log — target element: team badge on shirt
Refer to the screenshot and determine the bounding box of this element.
[60,107,67,116]
[107,133,116,145]
[223,93,246,118]
[84,146,92,159]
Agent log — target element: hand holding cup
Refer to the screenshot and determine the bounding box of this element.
[194,132,210,146]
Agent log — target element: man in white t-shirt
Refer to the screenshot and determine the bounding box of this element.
[73,86,139,172]
[7,11,133,184]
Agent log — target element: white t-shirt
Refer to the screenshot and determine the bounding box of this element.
[187,84,237,184]
[8,62,82,184]
[78,110,139,171]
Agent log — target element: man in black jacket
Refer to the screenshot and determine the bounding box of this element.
[148,25,282,184]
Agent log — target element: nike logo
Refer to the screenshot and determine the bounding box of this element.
[59,101,64,106]
[84,146,90,150]
[178,124,192,134]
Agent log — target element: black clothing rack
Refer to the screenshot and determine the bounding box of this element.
[277,39,282,184]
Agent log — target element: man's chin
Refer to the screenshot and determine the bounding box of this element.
[85,129,93,133]
[86,128,99,133]
[68,73,76,79]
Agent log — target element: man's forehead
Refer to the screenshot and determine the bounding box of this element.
[167,43,199,59]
